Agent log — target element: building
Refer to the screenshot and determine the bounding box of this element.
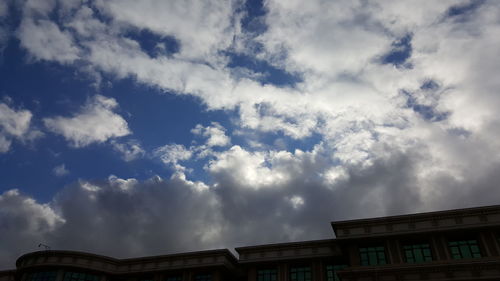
[2,204,500,281]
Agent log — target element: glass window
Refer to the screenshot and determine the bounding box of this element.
[63,272,99,281]
[257,269,277,281]
[290,266,311,281]
[403,243,433,263]
[26,272,57,281]
[194,274,211,281]
[359,246,387,266]
[165,277,182,281]
[326,265,347,281]
[448,239,482,259]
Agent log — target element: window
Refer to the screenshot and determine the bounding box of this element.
[194,274,211,281]
[290,266,311,281]
[448,239,482,259]
[26,272,57,281]
[359,246,387,266]
[326,265,347,281]
[165,277,182,281]
[257,269,277,281]
[63,272,99,281]
[403,243,433,263]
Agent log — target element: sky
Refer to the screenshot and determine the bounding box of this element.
[1,0,500,269]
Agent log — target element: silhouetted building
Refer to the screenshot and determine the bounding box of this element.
[2,205,500,281]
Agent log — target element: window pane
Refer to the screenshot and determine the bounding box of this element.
[290,267,311,281]
[448,239,481,259]
[326,265,347,281]
[63,272,99,281]
[27,272,58,281]
[258,269,277,281]
[403,243,433,263]
[194,275,211,281]
[359,246,386,266]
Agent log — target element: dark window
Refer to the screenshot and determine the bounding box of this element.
[63,272,99,281]
[448,239,482,259]
[326,265,347,281]
[257,269,277,281]
[403,243,433,263]
[359,246,387,266]
[165,277,182,281]
[194,274,211,281]
[26,272,57,281]
[290,266,311,281]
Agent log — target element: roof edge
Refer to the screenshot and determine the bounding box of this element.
[330,204,500,236]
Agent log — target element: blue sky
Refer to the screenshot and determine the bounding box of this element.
[2,0,500,269]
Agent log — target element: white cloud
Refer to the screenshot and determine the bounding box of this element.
[208,145,294,189]
[44,95,131,147]
[289,195,304,210]
[53,164,69,177]
[9,0,500,205]
[153,144,193,172]
[95,0,237,60]
[17,18,80,63]
[111,140,145,162]
[0,135,10,153]
[191,122,230,147]
[0,103,32,137]
[0,102,41,153]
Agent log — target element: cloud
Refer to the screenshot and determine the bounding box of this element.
[95,0,237,60]
[0,103,32,137]
[5,0,500,270]
[153,144,193,172]
[0,102,41,153]
[208,145,292,189]
[191,122,231,147]
[0,175,218,267]
[52,164,69,177]
[0,189,64,268]
[0,135,10,153]
[43,95,131,147]
[111,140,145,162]
[17,18,80,63]
[3,139,500,269]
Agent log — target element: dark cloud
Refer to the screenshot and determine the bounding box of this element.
[3,141,499,269]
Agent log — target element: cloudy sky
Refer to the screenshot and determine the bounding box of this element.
[1,0,500,269]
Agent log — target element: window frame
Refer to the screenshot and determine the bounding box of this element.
[26,271,57,281]
[325,264,348,281]
[194,274,212,281]
[447,238,482,259]
[402,242,433,263]
[257,268,278,281]
[289,265,312,281]
[359,245,388,266]
[62,272,99,281]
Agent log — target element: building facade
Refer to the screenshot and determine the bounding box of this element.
[2,205,500,281]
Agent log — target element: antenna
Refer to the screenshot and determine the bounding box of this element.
[38,243,51,250]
